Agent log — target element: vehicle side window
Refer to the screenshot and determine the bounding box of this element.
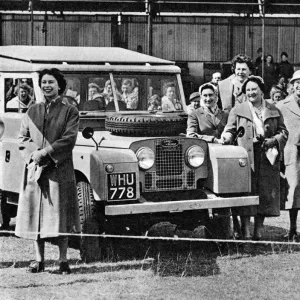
[81,77,109,111]
[147,78,182,112]
[64,77,80,109]
[111,77,139,110]
[5,78,35,113]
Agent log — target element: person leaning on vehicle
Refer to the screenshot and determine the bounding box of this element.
[218,54,254,111]
[221,76,288,240]
[187,83,228,143]
[15,68,81,275]
[186,82,232,238]
[276,70,300,241]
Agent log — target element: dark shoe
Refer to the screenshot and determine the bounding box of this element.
[58,262,71,275]
[252,234,262,241]
[27,261,45,273]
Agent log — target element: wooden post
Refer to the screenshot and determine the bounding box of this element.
[259,0,265,79]
[30,0,34,46]
[146,0,153,55]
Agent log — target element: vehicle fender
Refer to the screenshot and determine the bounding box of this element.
[203,144,251,194]
[89,148,139,201]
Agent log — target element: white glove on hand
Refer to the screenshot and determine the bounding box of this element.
[31,149,48,165]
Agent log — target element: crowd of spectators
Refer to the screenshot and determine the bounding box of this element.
[187,51,299,241]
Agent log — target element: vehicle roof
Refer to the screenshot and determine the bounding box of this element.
[0,46,174,65]
[0,46,180,73]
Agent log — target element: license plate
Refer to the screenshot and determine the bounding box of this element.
[108,173,136,201]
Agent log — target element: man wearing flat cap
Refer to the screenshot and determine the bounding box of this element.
[186,91,201,115]
[277,70,300,240]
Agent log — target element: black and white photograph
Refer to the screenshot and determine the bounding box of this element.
[0,1,300,299]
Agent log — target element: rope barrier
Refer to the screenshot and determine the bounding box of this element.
[1,230,299,246]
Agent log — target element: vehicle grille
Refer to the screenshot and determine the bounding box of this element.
[144,139,196,191]
[156,144,183,176]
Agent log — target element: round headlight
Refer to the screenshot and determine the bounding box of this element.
[186,146,205,168]
[136,147,155,170]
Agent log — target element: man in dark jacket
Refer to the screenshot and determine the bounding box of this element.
[278,51,294,82]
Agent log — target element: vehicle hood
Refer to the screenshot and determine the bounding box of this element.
[76,130,177,149]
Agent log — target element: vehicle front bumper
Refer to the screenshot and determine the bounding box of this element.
[105,193,259,216]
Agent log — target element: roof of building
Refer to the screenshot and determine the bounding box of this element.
[2,1,300,15]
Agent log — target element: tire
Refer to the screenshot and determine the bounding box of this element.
[105,113,187,137]
[0,190,17,229]
[77,180,105,263]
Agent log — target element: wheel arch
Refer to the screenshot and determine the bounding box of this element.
[74,170,89,184]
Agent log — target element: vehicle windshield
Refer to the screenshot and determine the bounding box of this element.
[63,73,183,112]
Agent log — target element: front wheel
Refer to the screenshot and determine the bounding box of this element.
[76,180,105,262]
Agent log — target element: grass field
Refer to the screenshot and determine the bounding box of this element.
[1,211,300,300]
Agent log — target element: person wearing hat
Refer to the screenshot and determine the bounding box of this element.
[186,91,201,115]
[221,75,288,240]
[187,83,232,238]
[277,70,300,241]
[187,83,229,143]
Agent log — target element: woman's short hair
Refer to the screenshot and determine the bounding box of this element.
[231,54,254,73]
[199,83,217,95]
[270,86,283,100]
[17,83,31,93]
[88,82,102,93]
[122,79,133,87]
[38,68,67,95]
[241,75,265,94]
[281,51,288,58]
[266,54,274,63]
[163,82,176,94]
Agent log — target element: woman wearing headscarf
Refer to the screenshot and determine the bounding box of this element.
[15,68,81,274]
[277,70,300,240]
[187,83,228,143]
[221,76,288,240]
[187,83,231,238]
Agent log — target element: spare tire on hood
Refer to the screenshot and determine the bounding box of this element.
[105,113,188,137]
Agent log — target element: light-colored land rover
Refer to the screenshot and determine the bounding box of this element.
[0,46,258,261]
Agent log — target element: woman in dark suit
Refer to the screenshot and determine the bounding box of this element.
[221,76,288,240]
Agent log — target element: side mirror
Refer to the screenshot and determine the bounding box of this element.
[82,127,94,139]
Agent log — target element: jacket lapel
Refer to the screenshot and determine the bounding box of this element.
[235,101,253,122]
[263,101,280,122]
[285,96,300,117]
[214,110,226,127]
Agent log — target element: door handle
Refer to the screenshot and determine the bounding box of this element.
[5,150,10,162]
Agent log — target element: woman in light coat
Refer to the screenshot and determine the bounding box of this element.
[277,70,300,240]
[221,76,288,240]
[187,83,228,143]
[15,68,81,274]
